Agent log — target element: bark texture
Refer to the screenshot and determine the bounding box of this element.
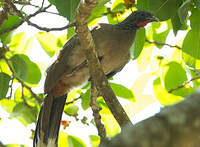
[100,91,200,147]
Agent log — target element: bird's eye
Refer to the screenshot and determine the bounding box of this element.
[141,13,144,16]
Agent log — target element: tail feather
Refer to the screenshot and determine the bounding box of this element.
[33,94,67,147]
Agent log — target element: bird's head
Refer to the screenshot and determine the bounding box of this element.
[118,10,159,30]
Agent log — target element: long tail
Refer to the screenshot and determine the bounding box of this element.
[33,94,67,147]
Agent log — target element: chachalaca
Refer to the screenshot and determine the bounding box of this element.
[33,10,158,147]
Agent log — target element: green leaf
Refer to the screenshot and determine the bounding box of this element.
[110,82,135,101]
[171,12,188,35]
[0,72,11,99]
[136,0,149,10]
[57,34,67,49]
[0,15,21,44]
[89,135,100,147]
[9,54,41,84]
[64,104,79,116]
[130,28,145,59]
[48,0,55,5]
[153,77,184,106]
[178,0,190,24]
[182,29,200,68]
[68,135,86,147]
[162,62,188,95]
[88,0,110,26]
[0,99,16,113]
[148,0,177,21]
[81,89,90,110]
[55,0,80,22]
[194,0,200,9]
[10,103,36,126]
[9,54,28,81]
[190,8,200,29]
[35,32,57,57]
[67,27,76,39]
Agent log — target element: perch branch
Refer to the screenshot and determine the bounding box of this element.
[76,0,132,127]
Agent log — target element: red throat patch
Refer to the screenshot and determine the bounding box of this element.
[136,20,151,27]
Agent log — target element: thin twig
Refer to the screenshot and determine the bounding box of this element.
[90,80,106,142]
[168,76,200,93]
[145,39,182,50]
[3,56,42,104]
[65,97,80,105]
[3,1,75,32]
[0,4,51,35]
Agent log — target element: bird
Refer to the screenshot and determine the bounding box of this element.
[33,10,158,147]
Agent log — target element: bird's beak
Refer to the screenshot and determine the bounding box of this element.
[147,16,159,22]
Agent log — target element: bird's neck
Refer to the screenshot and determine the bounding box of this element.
[116,20,139,30]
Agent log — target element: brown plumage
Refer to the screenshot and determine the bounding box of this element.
[33,10,158,147]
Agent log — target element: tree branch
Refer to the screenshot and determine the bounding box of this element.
[145,39,182,50]
[90,79,106,142]
[75,0,132,127]
[100,91,200,147]
[168,76,200,93]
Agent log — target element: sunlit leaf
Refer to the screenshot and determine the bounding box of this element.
[162,62,189,96]
[89,135,100,147]
[136,44,153,72]
[0,99,16,113]
[147,20,171,49]
[88,0,110,26]
[35,32,58,57]
[153,77,184,106]
[64,104,79,116]
[97,97,110,114]
[68,135,86,147]
[5,144,28,147]
[10,103,36,126]
[9,32,27,53]
[100,112,119,137]
[58,131,68,147]
[0,59,12,75]
[107,0,132,24]
[0,72,11,99]
[81,89,90,110]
